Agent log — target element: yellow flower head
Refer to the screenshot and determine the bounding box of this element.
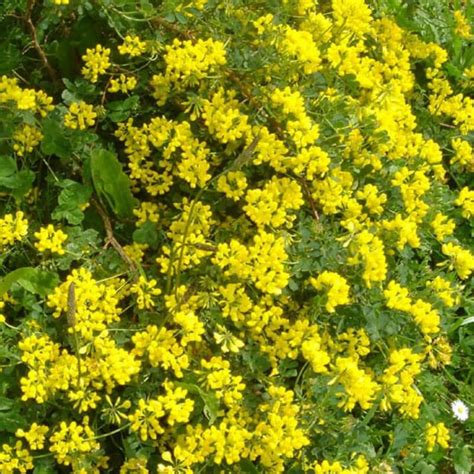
[34,224,68,255]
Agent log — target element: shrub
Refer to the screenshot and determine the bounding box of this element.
[0,0,472,472]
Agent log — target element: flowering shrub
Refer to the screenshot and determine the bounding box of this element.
[0,0,472,472]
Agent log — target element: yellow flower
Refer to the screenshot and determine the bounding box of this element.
[310,271,350,313]
[130,276,162,310]
[453,10,472,40]
[64,101,97,130]
[0,211,28,248]
[13,124,43,156]
[129,398,165,441]
[455,186,474,219]
[109,74,137,93]
[81,44,111,83]
[16,424,49,450]
[118,35,147,57]
[49,418,100,466]
[34,224,68,255]
[213,324,244,353]
[425,422,450,452]
[431,213,455,241]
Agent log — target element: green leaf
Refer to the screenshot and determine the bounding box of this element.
[0,409,27,433]
[0,267,59,297]
[0,156,16,178]
[238,460,260,473]
[0,156,35,200]
[453,446,472,474]
[90,148,136,219]
[40,116,72,159]
[133,221,159,247]
[106,95,140,122]
[52,179,92,225]
[0,396,14,411]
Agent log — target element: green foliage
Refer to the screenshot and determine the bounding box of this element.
[0,0,472,472]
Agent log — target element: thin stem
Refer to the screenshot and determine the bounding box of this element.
[87,422,131,441]
[24,0,58,83]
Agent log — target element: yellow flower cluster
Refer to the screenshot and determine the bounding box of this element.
[157,199,214,274]
[431,213,455,242]
[34,224,68,255]
[243,176,303,228]
[0,211,28,248]
[16,424,48,451]
[310,271,351,313]
[425,422,450,452]
[333,356,379,411]
[81,44,111,83]
[202,88,251,143]
[384,281,440,335]
[118,35,147,57]
[129,382,194,441]
[116,116,211,194]
[347,230,387,287]
[132,325,189,378]
[271,86,320,148]
[13,124,43,156]
[0,441,33,473]
[109,74,137,93]
[164,38,226,84]
[427,276,458,308]
[216,171,248,201]
[281,26,321,74]
[453,10,472,40]
[201,356,245,407]
[0,76,53,115]
[455,186,474,219]
[451,138,473,170]
[47,268,122,339]
[312,455,369,474]
[213,230,289,295]
[133,201,160,225]
[380,348,423,418]
[49,418,101,467]
[442,242,474,280]
[130,276,162,309]
[332,0,373,36]
[64,101,97,130]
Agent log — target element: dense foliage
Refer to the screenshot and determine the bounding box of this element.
[0,0,473,472]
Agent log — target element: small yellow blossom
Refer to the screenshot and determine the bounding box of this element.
[310,271,350,313]
[64,101,97,130]
[16,424,49,450]
[13,124,43,156]
[130,276,162,310]
[118,35,147,57]
[81,44,111,83]
[425,422,450,452]
[109,74,137,93]
[34,224,68,255]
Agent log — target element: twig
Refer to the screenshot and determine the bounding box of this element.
[299,178,320,221]
[24,0,58,83]
[92,198,138,273]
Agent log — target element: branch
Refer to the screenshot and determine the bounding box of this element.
[92,199,138,273]
[24,0,58,83]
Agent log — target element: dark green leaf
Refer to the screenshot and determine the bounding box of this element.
[0,267,59,297]
[41,116,72,159]
[52,179,92,225]
[133,221,159,247]
[453,446,472,474]
[90,148,136,219]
